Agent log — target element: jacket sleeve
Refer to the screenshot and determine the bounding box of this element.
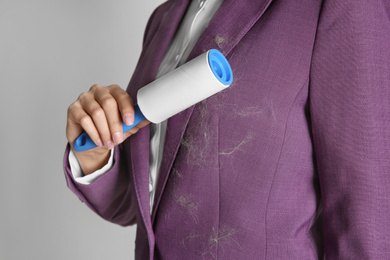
[310,0,390,258]
[63,144,138,226]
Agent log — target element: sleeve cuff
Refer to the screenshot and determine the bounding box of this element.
[68,148,115,185]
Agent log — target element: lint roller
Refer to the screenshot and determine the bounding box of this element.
[73,49,233,152]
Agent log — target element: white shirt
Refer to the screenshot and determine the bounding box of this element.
[69,0,223,213]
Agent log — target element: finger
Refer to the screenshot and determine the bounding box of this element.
[67,101,104,148]
[94,87,124,146]
[66,102,84,142]
[80,95,114,149]
[123,119,151,139]
[110,85,135,126]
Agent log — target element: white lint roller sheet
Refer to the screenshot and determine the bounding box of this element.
[73,49,233,152]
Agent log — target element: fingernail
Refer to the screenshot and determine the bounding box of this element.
[113,132,123,144]
[106,141,114,150]
[97,139,104,147]
[124,113,134,126]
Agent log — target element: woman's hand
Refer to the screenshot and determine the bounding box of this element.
[66,84,150,175]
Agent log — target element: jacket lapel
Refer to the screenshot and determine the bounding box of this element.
[151,0,274,222]
[128,0,190,250]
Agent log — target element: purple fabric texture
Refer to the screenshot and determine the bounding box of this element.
[63,0,390,259]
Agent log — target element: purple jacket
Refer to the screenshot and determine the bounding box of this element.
[63,0,390,258]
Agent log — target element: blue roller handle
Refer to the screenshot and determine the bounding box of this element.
[73,104,147,152]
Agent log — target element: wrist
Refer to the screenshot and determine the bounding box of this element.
[72,147,111,175]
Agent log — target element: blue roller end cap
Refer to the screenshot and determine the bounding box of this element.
[208,49,233,86]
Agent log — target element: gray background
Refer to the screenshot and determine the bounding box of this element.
[0,0,164,259]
